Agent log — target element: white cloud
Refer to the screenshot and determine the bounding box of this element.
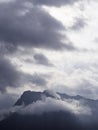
[17,97,91,116]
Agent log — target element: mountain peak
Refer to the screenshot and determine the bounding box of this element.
[15,90,58,106]
[15,91,42,106]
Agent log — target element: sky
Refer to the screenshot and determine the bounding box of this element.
[0,0,98,109]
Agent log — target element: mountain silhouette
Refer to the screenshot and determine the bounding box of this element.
[0,90,98,130]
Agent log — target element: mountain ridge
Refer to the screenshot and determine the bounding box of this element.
[15,89,98,106]
[1,90,98,130]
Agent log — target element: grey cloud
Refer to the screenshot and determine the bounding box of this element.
[31,0,80,7]
[31,73,47,86]
[0,0,15,3]
[34,53,53,66]
[0,57,22,92]
[0,44,17,55]
[75,79,98,99]
[0,0,75,51]
[70,18,87,31]
[0,93,18,109]
[63,78,98,99]
[24,73,48,87]
[0,56,49,92]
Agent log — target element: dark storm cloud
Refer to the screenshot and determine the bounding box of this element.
[0,0,75,51]
[0,56,48,92]
[34,53,53,66]
[0,57,21,92]
[31,0,80,7]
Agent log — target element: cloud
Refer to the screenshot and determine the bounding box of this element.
[11,90,91,116]
[0,57,22,92]
[0,95,91,121]
[34,53,53,66]
[30,73,48,87]
[0,0,75,52]
[0,93,18,109]
[0,0,14,4]
[70,18,87,31]
[31,0,80,7]
[0,56,48,92]
[0,105,22,121]
[18,97,91,116]
[75,79,98,99]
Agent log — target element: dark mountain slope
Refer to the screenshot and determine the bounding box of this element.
[0,111,95,130]
[15,90,57,106]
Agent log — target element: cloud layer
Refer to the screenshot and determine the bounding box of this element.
[0,57,21,92]
[0,0,75,51]
[31,0,80,7]
[0,94,92,121]
[18,97,91,116]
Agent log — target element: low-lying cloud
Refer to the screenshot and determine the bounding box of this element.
[0,95,92,122]
[18,97,91,116]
